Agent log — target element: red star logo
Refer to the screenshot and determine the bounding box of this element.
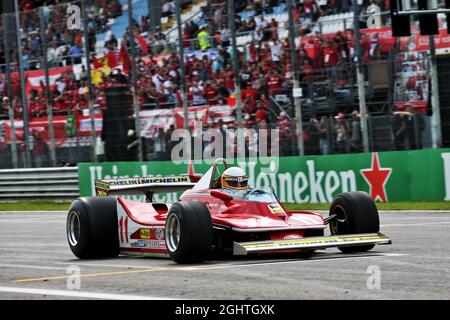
[360,153,392,202]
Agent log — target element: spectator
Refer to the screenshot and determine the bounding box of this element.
[203,81,219,105]
[154,127,167,160]
[392,106,407,150]
[255,100,267,123]
[305,118,321,155]
[323,39,340,80]
[219,23,231,48]
[69,43,83,64]
[189,81,206,106]
[161,1,175,18]
[350,110,362,152]
[334,113,350,153]
[404,104,424,150]
[1,97,10,119]
[317,116,330,155]
[31,130,49,168]
[197,27,212,51]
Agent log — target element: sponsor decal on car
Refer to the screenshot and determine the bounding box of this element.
[140,228,151,239]
[155,228,164,240]
[268,203,284,214]
[130,240,166,249]
[130,240,149,248]
[130,228,165,240]
[97,176,190,188]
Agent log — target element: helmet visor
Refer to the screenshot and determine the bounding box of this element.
[222,176,248,190]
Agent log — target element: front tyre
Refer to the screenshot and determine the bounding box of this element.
[329,191,380,253]
[67,197,119,259]
[165,202,213,264]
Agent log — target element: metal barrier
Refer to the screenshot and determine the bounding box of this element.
[0,167,79,201]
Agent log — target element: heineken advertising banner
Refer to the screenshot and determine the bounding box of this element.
[78,148,450,203]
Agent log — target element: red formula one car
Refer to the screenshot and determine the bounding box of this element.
[67,158,391,263]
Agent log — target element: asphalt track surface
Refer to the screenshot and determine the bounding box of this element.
[0,210,449,300]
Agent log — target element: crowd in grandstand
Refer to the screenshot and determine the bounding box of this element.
[0,0,424,165]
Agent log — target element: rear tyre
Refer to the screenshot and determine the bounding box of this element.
[329,191,379,253]
[165,202,213,264]
[67,197,119,259]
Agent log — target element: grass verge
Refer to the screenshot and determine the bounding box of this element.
[0,200,449,212]
[0,201,72,211]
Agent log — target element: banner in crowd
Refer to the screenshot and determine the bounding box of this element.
[78,148,450,203]
[3,114,102,147]
[393,51,430,111]
[140,105,236,138]
[1,105,235,146]
[9,66,73,104]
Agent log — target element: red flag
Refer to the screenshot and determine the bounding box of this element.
[136,34,148,56]
[120,45,131,75]
[91,56,103,69]
[105,50,120,69]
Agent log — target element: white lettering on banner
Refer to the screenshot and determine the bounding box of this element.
[325,171,340,203]
[340,171,357,192]
[279,173,294,203]
[307,161,326,203]
[294,172,309,203]
[442,153,450,201]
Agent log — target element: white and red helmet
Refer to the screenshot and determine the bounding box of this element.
[220,167,249,197]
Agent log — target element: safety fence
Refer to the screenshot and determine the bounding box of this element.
[0,0,450,169]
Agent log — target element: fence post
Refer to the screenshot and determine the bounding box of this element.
[39,7,56,167]
[175,0,190,131]
[2,13,19,168]
[14,0,31,167]
[81,0,98,162]
[354,0,370,153]
[228,0,244,141]
[287,0,304,156]
[428,35,442,148]
[127,0,144,161]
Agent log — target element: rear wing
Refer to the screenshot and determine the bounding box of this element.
[94,175,195,201]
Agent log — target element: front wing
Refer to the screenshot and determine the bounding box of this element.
[233,232,391,255]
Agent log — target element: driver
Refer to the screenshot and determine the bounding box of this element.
[220,167,249,197]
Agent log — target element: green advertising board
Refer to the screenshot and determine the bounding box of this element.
[78,148,450,203]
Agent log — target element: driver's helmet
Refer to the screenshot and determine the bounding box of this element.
[220,167,249,197]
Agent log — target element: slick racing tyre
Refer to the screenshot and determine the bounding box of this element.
[165,202,213,264]
[67,197,119,259]
[329,191,380,253]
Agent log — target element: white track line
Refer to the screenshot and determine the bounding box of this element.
[0,286,175,300]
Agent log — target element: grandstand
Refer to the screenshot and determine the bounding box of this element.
[0,0,449,168]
